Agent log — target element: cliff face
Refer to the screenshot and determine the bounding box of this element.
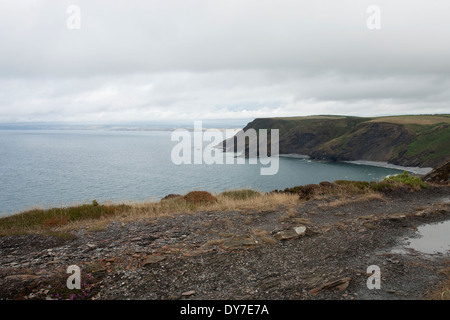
[224,115,450,168]
[422,160,450,184]
[309,122,412,163]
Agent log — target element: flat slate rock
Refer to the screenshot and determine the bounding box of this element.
[142,255,166,267]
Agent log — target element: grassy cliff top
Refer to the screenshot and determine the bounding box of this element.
[368,114,450,125]
[255,114,450,126]
[240,114,450,168]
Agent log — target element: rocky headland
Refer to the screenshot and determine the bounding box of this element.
[222,115,450,169]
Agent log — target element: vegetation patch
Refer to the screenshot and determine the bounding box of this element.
[183,191,218,205]
[161,194,182,201]
[219,189,260,200]
[252,229,277,245]
[0,201,131,236]
[273,174,428,203]
[273,185,304,194]
[277,180,376,200]
[403,124,450,163]
[318,193,385,210]
[369,182,396,192]
[382,171,428,189]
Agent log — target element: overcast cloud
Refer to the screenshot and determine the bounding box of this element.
[0,0,449,123]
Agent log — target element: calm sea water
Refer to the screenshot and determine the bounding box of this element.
[0,130,403,216]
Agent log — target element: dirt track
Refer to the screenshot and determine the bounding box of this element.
[0,185,449,300]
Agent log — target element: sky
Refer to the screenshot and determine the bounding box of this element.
[0,0,449,124]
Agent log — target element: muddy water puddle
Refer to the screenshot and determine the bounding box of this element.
[393,220,450,255]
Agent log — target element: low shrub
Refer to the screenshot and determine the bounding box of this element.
[161,194,182,201]
[298,184,321,200]
[367,171,428,192]
[369,181,396,192]
[383,171,428,188]
[280,186,304,194]
[183,191,217,205]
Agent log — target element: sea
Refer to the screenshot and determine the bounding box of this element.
[0,129,405,216]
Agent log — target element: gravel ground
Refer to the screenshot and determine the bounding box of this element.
[0,185,449,300]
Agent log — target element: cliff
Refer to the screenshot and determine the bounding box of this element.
[222,115,450,169]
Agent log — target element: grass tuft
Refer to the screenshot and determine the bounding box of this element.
[219,189,261,200]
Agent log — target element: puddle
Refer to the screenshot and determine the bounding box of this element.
[393,220,450,255]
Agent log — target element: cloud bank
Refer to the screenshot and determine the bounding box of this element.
[1,0,449,123]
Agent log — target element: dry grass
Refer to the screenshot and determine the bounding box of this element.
[0,191,298,236]
[427,267,450,300]
[307,182,372,201]
[65,191,297,233]
[252,229,277,245]
[292,218,312,225]
[292,177,427,201]
[279,208,299,222]
[213,192,298,212]
[202,238,227,247]
[317,193,385,210]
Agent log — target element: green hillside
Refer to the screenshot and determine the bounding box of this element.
[230,115,450,168]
